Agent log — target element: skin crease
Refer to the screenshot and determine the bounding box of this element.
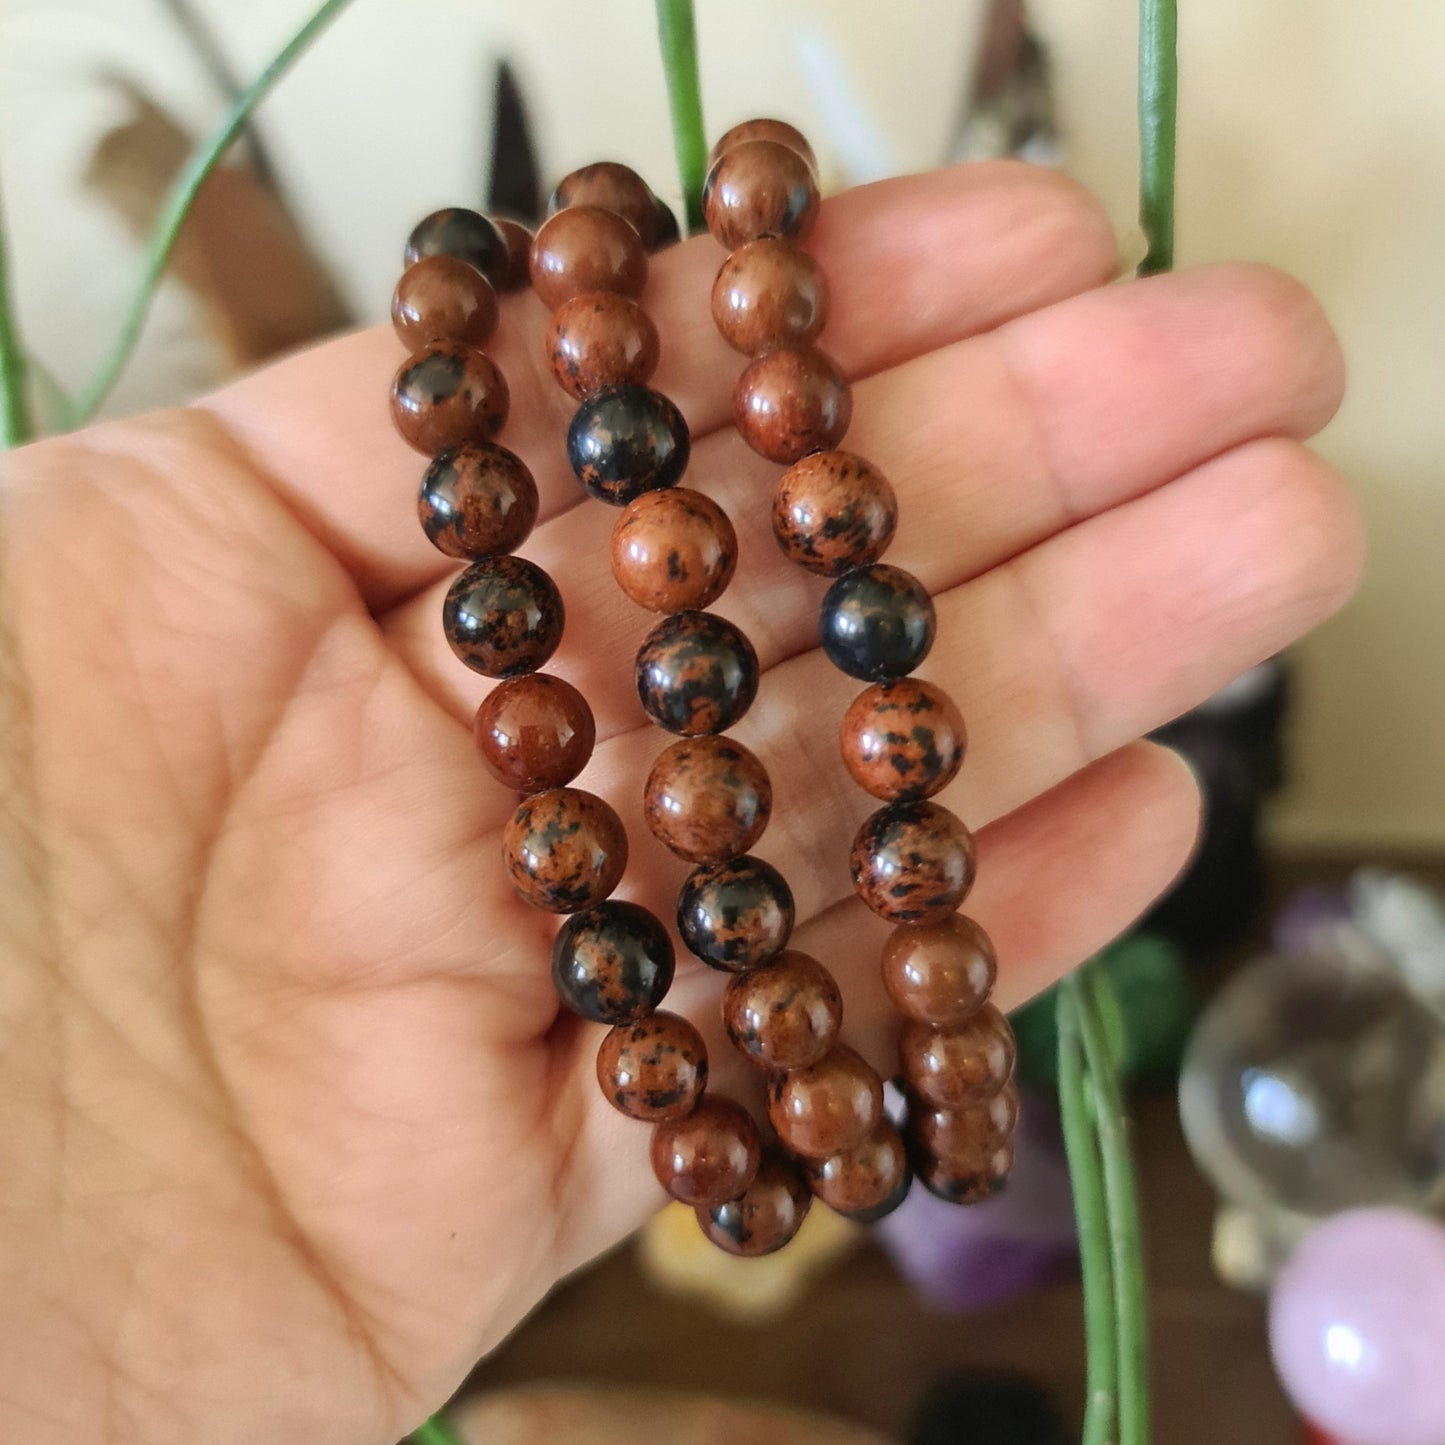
[0,161,1358,1445]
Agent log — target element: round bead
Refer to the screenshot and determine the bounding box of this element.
[840,678,965,801]
[850,800,976,925]
[722,949,842,1072]
[547,292,660,401]
[709,118,818,174]
[548,161,659,245]
[635,611,758,736]
[391,344,510,455]
[773,450,897,577]
[651,1097,761,1206]
[900,1004,1017,1109]
[404,207,510,288]
[529,205,647,310]
[610,488,737,613]
[819,564,936,682]
[649,196,681,251]
[915,1137,1015,1205]
[881,914,996,1025]
[837,1157,914,1225]
[551,901,675,1024]
[489,215,534,291]
[644,735,771,864]
[909,1082,1020,1163]
[392,255,498,350]
[417,444,538,560]
[678,855,795,972]
[697,1151,811,1256]
[443,556,564,678]
[767,1043,884,1160]
[703,139,820,250]
[501,787,627,913]
[596,1011,708,1122]
[473,673,595,793]
[711,238,828,356]
[733,347,852,465]
[806,1120,910,1217]
[567,384,690,506]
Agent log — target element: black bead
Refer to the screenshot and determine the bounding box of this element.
[404,208,510,289]
[677,855,795,971]
[551,901,676,1024]
[442,556,564,678]
[818,563,936,681]
[566,384,691,505]
[635,611,759,736]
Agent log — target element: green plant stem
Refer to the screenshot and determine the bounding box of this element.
[0,175,32,449]
[1138,0,1178,275]
[653,0,707,234]
[72,0,358,425]
[409,1413,466,1445]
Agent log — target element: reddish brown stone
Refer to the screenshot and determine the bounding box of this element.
[734,347,851,465]
[474,674,595,794]
[767,1044,883,1160]
[850,801,976,926]
[488,215,534,291]
[611,488,737,613]
[417,444,538,561]
[723,950,842,1072]
[501,788,627,913]
[644,735,771,864]
[703,139,820,251]
[391,343,510,455]
[596,1011,708,1122]
[806,1120,910,1217]
[547,292,660,400]
[635,611,758,737]
[772,449,896,577]
[548,161,659,245]
[677,856,794,972]
[881,913,995,1026]
[443,556,564,679]
[392,255,498,350]
[404,208,509,287]
[908,1082,1019,1163]
[529,205,647,310]
[651,1097,761,1206]
[915,1136,1015,1205]
[900,1005,1017,1110]
[709,118,818,175]
[711,238,828,356]
[696,1151,811,1256]
[840,678,965,802]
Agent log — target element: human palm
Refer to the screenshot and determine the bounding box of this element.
[0,163,1356,1445]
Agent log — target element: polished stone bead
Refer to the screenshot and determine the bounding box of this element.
[851,800,976,925]
[611,488,737,613]
[392,255,498,350]
[709,118,818,174]
[733,347,851,465]
[417,444,538,560]
[882,913,995,1025]
[443,556,564,678]
[703,139,819,251]
[649,196,681,251]
[547,292,660,400]
[819,564,936,682]
[722,949,841,1071]
[501,787,627,913]
[391,344,510,455]
[909,1081,1020,1163]
[837,1157,914,1225]
[529,205,647,310]
[900,1004,1017,1109]
[840,677,965,801]
[635,610,758,736]
[548,161,659,245]
[696,1151,811,1256]
[678,855,795,972]
[772,450,897,577]
[651,1097,761,1206]
[488,215,534,291]
[596,1011,708,1122]
[552,900,675,1024]
[404,207,510,288]
[768,1043,884,1160]
[473,673,595,793]
[806,1120,910,1218]
[644,735,771,864]
[567,384,690,506]
[915,1136,1015,1205]
[711,238,828,356]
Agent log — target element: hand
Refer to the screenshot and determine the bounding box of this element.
[0,162,1357,1445]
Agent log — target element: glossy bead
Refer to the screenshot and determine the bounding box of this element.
[651,1097,761,1206]
[806,1120,910,1217]
[909,1082,1020,1163]
[774,450,897,577]
[417,444,538,560]
[489,215,534,291]
[473,673,595,793]
[703,139,820,250]
[610,488,737,613]
[915,1137,1015,1205]
[841,677,965,801]
[838,1157,914,1225]
[819,563,936,682]
[404,207,510,288]
[596,1011,708,1122]
[900,1004,1017,1109]
[548,161,659,245]
[709,118,818,174]
[768,1044,884,1160]
[551,900,675,1024]
[501,787,627,913]
[711,238,828,356]
[882,914,995,1025]
[391,344,510,455]
[678,855,795,972]
[392,255,498,350]
[644,735,771,864]
[547,292,660,400]
[649,196,681,251]
[733,346,852,465]
[697,1152,812,1256]
[567,384,690,506]
[635,611,758,736]
[722,949,842,1072]
[529,205,647,310]
[442,556,564,678]
[851,800,976,925]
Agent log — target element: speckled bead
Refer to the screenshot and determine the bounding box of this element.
[678,855,795,972]
[489,215,534,291]
[819,564,936,682]
[610,488,737,613]
[722,949,842,1072]
[773,451,897,578]
[881,913,996,1025]
[697,1151,812,1256]
[392,255,498,350]
[635,611,758,736]
[840,678,965,801]
[548,161,660,246]
[711,238,828,356]
[643,735,771,864]
[850,800,976,925]
[806,1120,910,1219]
[443,556,564,678]
[391,343,510,455]
[501,787,627,913]
[767,1043,884,1160]
[900,1004,1017,1109]
[596,1011,708,1122]
[404,207,510,288]
[529,205,647,310]
[547,292,660,400]
[703,139,820,251]
[709,118,818,174]
[733,347,852,465]
[909,1082,1020,1163]
[473,673,595,794]
[915,1137,1015,1205]
[651,1097,761,1206]
[551,900,675,1024]
[417,444,538,560]
[567,384,690,506]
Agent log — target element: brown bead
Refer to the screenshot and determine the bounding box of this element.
[840,678,965,802]
[915,1136,1015,1205]
[900,1005,1017,1110]
[881,914,996,1026]
[529,205,647,310]
[443,556,564,678]
[548,161,659,245]
[709,118,818,175]
[611,488,737,613]
[418,444,538,561]
[851,801,976,926]
[651,1097,761,1206]
[773,450,897,578]
[391,343,510,455]
[644,735,771,864]
[711,238,828,356]
[392,255,498,351]
[547,292,660,401]
[909,1082,1020,1164]
[489,216,534,291]
[677,855,794,972]
[723,950,842,1072]
[501,788,627,913]
[404,208,510,287]
[767,1043,883,1160]
[734,347,851,465]
[703,140,820,251]
[596,1011,708,1122]
[696,1151,811,1256]
[806,1120,910,1218]
[474,674,595,794]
